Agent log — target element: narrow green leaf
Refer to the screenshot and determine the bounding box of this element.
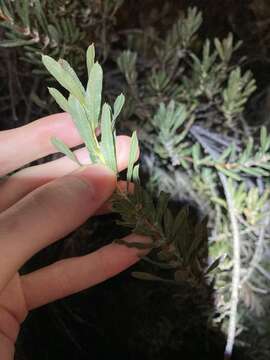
[34,0,48,33]
[172,208,188,238]
[0,38,37,47]
[240,166,269,177]
[205,255,226,275]
[1,4,12,22]
[164,208,174,241]
[86,43,95,77]
[185,217,208,263]
[134,182,143,205]
[48,87,69,112]
[244,138,254,160]
[48,24,59,42]
[156,192,170,224]
[260,163,270,170]
[51,137,81,166]
[68,95,100,163]
[42,55,85,103]
[127,131,139,183]
[131,272,165,282]
[112,93,125,127]
[218,144,233,162]
[211,197,227,208]
[192,143,200,170]
[215,165,242,181]
[264,139,270,153]
[100,103,117,173]
[85,62,103,129]
[180,159,189,169]
[58,59,85,96]
[132,164,140,183]
[214,38,224,61]
[141,188,155,220]
[260,126,268,152]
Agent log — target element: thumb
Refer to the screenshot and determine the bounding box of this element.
[0,164,116,292]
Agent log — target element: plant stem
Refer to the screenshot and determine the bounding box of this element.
[220,173,240,360]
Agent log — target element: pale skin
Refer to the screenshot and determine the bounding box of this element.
[0,112,149,359]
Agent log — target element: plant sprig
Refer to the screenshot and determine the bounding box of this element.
[42,45,129,174]
[42,44,219,285]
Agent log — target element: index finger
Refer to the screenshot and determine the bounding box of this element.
[0,113,82,176]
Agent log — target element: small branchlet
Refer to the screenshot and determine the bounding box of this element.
[221,68,257,124]
[42,44,219,287]
[113,185,220,285]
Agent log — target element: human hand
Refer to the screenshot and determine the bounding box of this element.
[0,113,148,359]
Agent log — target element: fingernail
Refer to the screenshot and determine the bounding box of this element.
[73,164,116,196]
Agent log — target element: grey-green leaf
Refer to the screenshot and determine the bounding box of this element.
[215,166,242,181]
[42,55,85,103]
[100,103,117,173]
[58,59,85,97]
[131,272,165,282]
[112,93,125,127]
[48,87,69,112]
[68,95,100,163]
[0,38,38,47]
[127,131,139,182]
[51,137,81,166]
[85,62,103,129]
[156,192,170,224]
[260,126,270,152]
[205,255,225,275]
[48,24,59,42]
[218,144,233,162]
[132,164,140,183]
[86,43,95,77]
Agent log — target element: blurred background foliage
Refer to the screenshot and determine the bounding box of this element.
[1,1,270,360]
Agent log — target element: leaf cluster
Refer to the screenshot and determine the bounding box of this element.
[42,45,127,173]
[221,68,256,123]
[114,7,269,353]
[148,100,192,166]
[0,0,124,73]
[117,8,256,132]
[42,44,219,288]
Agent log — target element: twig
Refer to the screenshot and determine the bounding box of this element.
[255,263,270,282]
[220,172,241,360]
[190,125,241,360]
[191,124,242,150]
